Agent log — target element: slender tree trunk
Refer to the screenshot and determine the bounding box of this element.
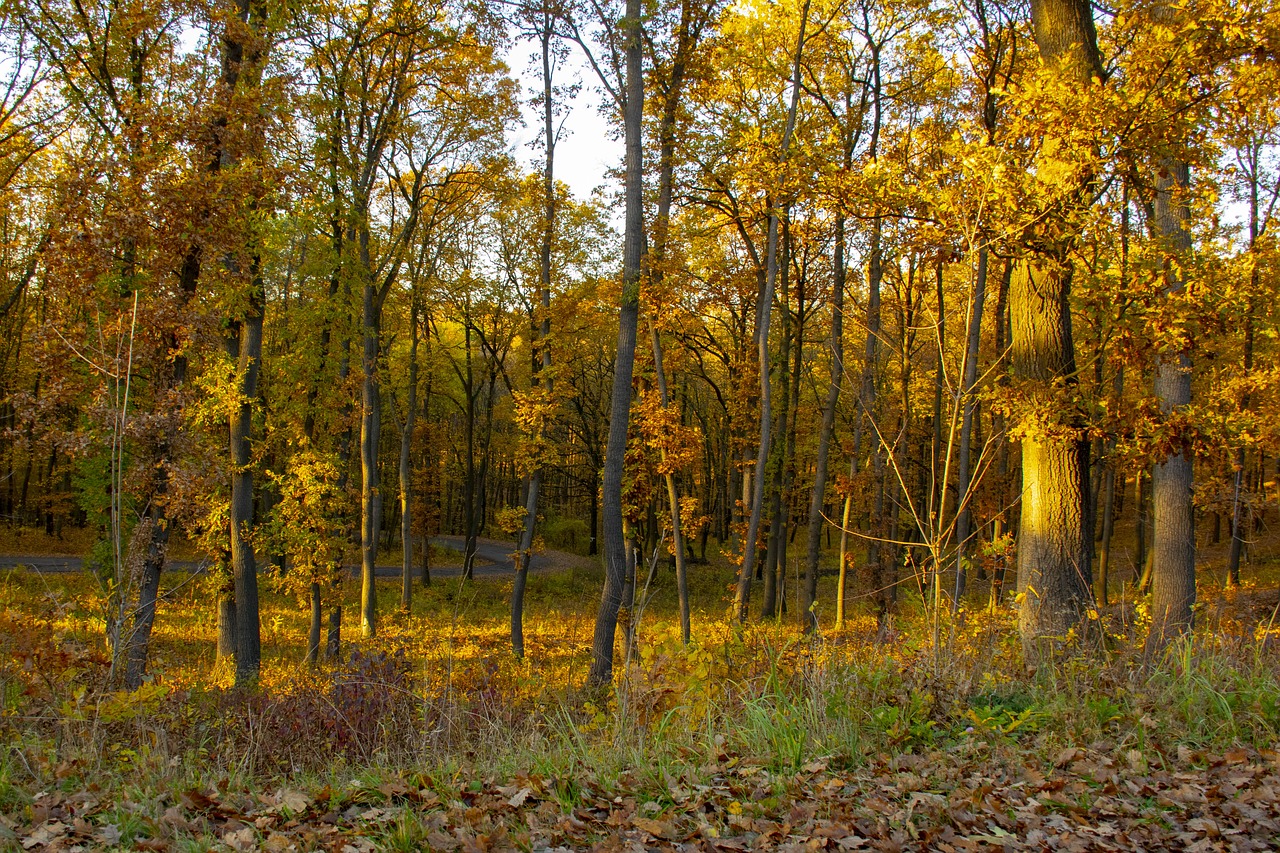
[400,300,419,612]
[1226,165,1261,586]
[951,248,988,608]
[734,0,809,622]
[1134,469,1148,582]
[644,0,704,646]
[463,317,478,580]
[804,213,846,632]
[1147,156,1196,652]
[1097,465,1116,606]
[514,21,558,659]
[588,0,644,685]
[307,581,322,665]
[359,272,382,637]
[651,326,690,643]
[761,265,791,619]
[229,276,264,686]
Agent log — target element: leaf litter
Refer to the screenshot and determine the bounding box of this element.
[11,744,1280,851]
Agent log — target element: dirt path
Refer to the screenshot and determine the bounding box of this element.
[0,536,595,580]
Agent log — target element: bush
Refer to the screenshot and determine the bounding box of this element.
[542,517,591,554]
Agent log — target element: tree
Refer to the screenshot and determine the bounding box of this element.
[1010,0,1103,661]
[587,0,644,685]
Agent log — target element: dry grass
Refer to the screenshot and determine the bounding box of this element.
[1,526,1279,849]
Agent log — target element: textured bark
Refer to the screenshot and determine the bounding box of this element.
[1012,0,1102,662]
[1147,157,1196,652]
[217,595,236,660]
[588,0,644,685]
[124,516,165,689]
[307,581,322,666]
[230,288,264,686]
[1010,259,1092,660]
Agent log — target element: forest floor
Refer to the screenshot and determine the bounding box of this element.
[2,522,1279,851]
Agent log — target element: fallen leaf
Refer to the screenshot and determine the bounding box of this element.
[631,815,678,840]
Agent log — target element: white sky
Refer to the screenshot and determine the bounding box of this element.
[502,41,625,207]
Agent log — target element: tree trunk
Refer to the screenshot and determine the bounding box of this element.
[951,247,988,608]
[218,593,237,660]
[307,581,322,666]
[804,213,845,633]
[644,0,705,646]
[1013,0,1102,663]
[1097,465,1115,606]
[1147,156,1196,653]
[360,280,381,638]
[514,21,558,660]
[733,0,810,623]
[761,269,791,620]
[588,0,644,685]
[1010,260,1092,661]
[400,300,419,612]
[229,279,264,686]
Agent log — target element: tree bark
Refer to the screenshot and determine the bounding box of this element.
[514,21,557,659]
[1010,260,1092,660]
[229,277,264,686]
[1146,157,1196,653]
[1013,0,1102,663]
[588,0,644,685]
[400,298,419,612]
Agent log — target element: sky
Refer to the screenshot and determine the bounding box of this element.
[502,41,625,208]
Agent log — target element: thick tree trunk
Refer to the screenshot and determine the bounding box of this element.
[1013,0,1102,663]
[218,594,236,660]
[1010,260,1092,661]
[124,514,166,689]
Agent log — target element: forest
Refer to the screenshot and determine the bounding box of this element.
[1,0,1279,847]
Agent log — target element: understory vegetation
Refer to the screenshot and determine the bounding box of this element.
[3,533,1279,850]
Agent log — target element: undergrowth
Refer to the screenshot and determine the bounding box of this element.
[2,550,1279,845]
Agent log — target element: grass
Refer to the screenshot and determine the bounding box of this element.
[1,523,1279,848]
